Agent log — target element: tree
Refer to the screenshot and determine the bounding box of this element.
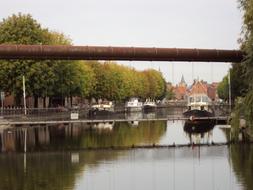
[77,61,96,98]
[217,75,229,101]
[229,0,253,131]
[0,13,89,107]
[239,0,253,88]
[141,69,166,99]
[88,62,166,101]
[0,13,168,106]
[0,13,51,105]
[217,63,249,102]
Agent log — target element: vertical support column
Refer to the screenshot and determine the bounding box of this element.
[23,76,27,115]
[228,69,232,113]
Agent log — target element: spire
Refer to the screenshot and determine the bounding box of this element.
[179,74,187,87]
[180,75,186,84]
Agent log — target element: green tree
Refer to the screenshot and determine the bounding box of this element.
[239,0,253,88]
[88,62,166,101]
[229,0,253,132]
[217,75,229,101]
[0,13,51,105]
[0,13,88,107]
[142,69,166,99]
[217,63,249,102]
[0,13,167,106]
[78,61,96,98]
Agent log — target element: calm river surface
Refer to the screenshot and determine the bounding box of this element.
[0,118,252,190]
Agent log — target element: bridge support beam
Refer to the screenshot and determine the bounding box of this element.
[0,45,244,62]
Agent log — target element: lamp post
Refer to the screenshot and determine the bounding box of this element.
[228,68,232,113]
[23,76,27,115]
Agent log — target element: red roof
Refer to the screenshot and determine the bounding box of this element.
[176,86,186,94]
[189,81,207,95]
[173,85,187,100]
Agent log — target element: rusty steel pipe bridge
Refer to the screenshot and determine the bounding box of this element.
[0,44,244,62]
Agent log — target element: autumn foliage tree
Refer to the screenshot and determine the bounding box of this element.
[0,14,89,107]
[88,62,166,101]
[0,13,167,107]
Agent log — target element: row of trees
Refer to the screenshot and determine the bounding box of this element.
[87,61,166,100]
[0,14,166,107]
[218,0,253,133]
[217,62,248,102]
[236,0,253,129]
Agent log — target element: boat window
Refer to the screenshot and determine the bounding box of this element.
[189,97,194,103]
[196,96,201,102]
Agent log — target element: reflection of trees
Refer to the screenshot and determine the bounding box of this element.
[0,150,121,190]
[82,121,166,148]
[230,145,253,190]
[0,121,166,152]
[0,120,166,190]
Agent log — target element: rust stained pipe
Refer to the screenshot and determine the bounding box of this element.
[0,45,244,62]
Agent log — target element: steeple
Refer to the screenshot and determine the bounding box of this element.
[180,75,186,84]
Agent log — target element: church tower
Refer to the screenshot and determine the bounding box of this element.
[179,75,187,87]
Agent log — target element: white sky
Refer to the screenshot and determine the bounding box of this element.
[1,0,242,85]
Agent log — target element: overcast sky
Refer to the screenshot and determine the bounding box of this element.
[1,0,242,85]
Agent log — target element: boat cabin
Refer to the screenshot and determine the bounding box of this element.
[187,94,211,111]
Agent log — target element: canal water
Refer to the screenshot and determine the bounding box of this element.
[0,119,252,190]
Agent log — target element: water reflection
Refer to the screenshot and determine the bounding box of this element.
[0,119,230,152]
[0,146,251,190]
[0,120,252,190]
[183,120,215,144]
[158,120,227,145]
[230,144,253,190]
[92,121,114,131]
[125,111,143,121]
[0,121,167,152]
[0,150,124,190]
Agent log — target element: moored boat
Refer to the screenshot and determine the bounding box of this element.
[143,99,157,112]
[183,94,214,118]
[183,80,214,120]
[88,101,114,116]
[125,98,143,112]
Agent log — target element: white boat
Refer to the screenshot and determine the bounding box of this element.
[91,101,114,110]
[125,98,143,112]
[143,99,157,112]
[183,81,214,118]
[187,94,210,111]
[89,101,114,116]
[184,94,214,118]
